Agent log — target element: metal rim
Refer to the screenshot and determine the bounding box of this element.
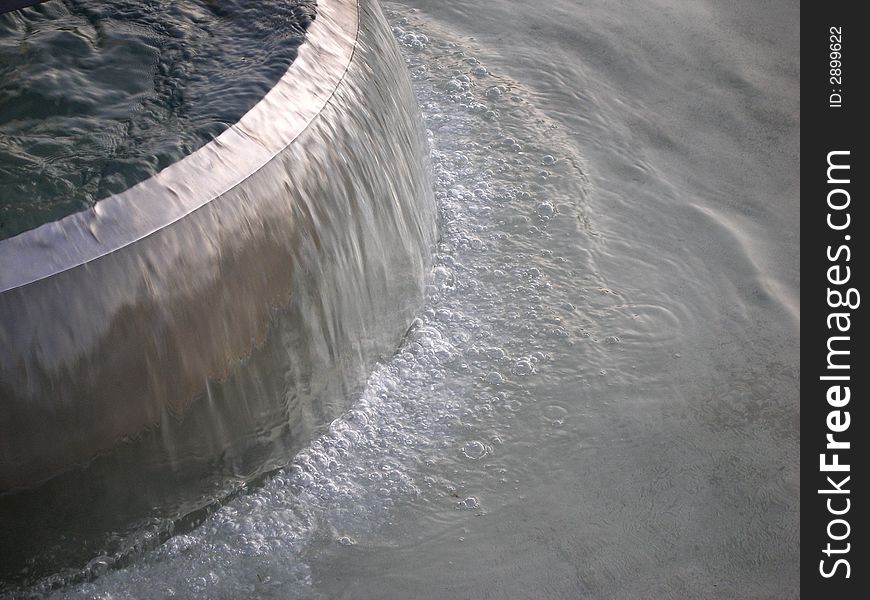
[0,0,360,293]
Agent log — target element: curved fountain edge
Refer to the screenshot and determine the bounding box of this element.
[0,0,359,293]
[2,0,438,584]
[0,0,436,493]
[0,0,362,491]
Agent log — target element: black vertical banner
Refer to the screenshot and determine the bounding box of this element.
[802,2,867,597]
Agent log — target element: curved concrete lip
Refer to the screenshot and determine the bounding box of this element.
[0,0,359,294]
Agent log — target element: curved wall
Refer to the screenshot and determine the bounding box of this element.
[0,0,435,584]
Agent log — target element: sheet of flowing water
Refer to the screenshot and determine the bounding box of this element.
[20,0,798,597]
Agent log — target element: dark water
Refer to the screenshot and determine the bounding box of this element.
[0,0,315,240]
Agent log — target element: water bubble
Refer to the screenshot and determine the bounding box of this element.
[486,372,504,385]
[85,556,112,578]
[433,265,454,288]
[461,440,488,460]
[542,404,569,426]
[537,202,555,218]
[457,497,481,510]
[485,347,506,360]
[512,359,534,376]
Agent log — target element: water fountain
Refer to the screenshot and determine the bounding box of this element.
[0,0,435,588]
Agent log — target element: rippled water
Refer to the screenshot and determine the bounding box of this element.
[0,0,314,240]
[7,0,799,597]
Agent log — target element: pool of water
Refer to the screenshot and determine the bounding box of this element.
[0,0,315,240]
[6,0,799,597]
